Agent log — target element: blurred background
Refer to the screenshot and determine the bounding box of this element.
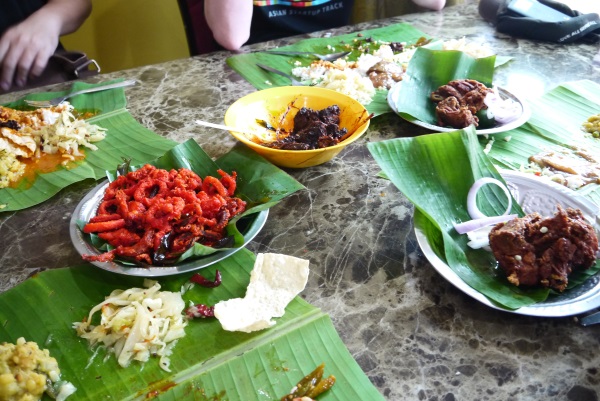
[61,0,189,74]
[60,0,600,74]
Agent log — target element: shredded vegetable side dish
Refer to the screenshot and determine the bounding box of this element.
[0,102,106,188]
[73,280,187,372]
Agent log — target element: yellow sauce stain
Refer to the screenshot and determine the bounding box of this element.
[11,151,86,189]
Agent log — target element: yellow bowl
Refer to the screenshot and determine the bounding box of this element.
[224,86,370,168]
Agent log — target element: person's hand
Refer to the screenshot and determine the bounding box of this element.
[0,13,61,91]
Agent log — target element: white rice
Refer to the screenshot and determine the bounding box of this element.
[442,37,494,58]
[316,68,376,105]
[291,44,413,105]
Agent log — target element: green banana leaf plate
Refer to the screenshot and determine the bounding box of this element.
[483,79,600,206]
[227,23,432,117]
[388,47,530,134]
[70,139,305,276]
[368,79,600,313]
[0,80,178,212]
[227,23,513,117]
[0,249,385,401]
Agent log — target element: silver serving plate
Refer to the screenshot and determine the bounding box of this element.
[70,180,268,277]
[387,82,531,135]
[415,171,600,317]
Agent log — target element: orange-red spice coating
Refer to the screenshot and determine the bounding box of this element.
[82,164,246,265]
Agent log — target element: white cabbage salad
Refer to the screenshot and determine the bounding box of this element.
[36,103,106,156]
[73,279,187,372]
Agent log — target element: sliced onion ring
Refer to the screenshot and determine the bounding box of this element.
[453,214,517,234]
[467,238,492,250]
[467,177,512,220]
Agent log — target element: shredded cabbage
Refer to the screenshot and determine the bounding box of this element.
[73,280,187,372]
[34,103,106,156]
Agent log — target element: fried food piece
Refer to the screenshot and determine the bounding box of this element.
[266,105,347,150]
[430,79,492,128]
[434,96,479,128]
[488,206,599,292]
[82,165,246,265]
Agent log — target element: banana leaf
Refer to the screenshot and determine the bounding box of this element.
[0,80,177,212]
[392,47,496,127]
[424,40,512,69]
[368,127,556,309]
[227,23,432,116]
[78,139,305,264]
[370,80,600,310]
[482,79,600,206]
[369,125,600,309]
[0,249,384,401]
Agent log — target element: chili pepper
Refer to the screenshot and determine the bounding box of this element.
[185,304,214,319]
[281,363,335,401]
[305,375,336,398]
[293,363,324,397]
[190,269,222,288]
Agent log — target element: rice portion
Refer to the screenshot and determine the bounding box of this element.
[315,68,376,105]
[442,37,494,58]
[291,44,412,105]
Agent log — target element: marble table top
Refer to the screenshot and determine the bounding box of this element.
[1,1,600,400]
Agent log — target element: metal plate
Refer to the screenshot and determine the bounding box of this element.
[70,180,269,277]
[387,82,531,134]
[415,171,600,317]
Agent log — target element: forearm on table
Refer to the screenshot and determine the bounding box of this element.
[205,0,253,51]
[412,0,446,11]
[31,0,92,36]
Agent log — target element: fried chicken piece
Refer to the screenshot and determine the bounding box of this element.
[435,96,478,128]
[488,206,599,292]
[267,105,346,150]
[430,79,492,128]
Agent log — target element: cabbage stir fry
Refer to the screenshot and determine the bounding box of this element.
[73,280,187,372]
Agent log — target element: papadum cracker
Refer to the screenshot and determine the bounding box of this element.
[214,253,309,332]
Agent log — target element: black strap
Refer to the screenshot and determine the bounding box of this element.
[51,51,101,78]
[481,0,600,43]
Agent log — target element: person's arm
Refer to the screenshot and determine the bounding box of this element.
[204,0,254,51]
[411,0,446,11]
[0,0,92,91]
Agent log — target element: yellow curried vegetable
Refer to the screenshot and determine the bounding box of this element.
[0,337,76,401]
[582,113,600,138]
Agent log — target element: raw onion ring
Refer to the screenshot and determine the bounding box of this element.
[467,177,512,220]
[453,213,517,234]
[484,87,522,125]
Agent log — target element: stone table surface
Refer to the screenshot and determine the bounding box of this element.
[1,1,600,400]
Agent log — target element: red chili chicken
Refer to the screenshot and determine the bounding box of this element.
[82,164,246,265]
